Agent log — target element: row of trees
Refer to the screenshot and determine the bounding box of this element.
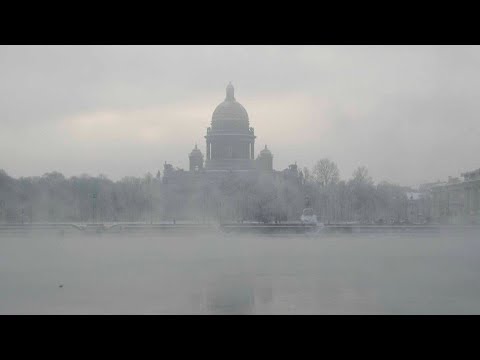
[0,160,421,224]
[0,170,160,223]
[0,168,303,224]
[303,159,421,223]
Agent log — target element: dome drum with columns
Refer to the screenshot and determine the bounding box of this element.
[204,83,257,171]
[188,83,273,173]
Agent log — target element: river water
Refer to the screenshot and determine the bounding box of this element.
[1,231,480,314]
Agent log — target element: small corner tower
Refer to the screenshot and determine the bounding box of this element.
[256,145,273,172]
[189,144,204,171]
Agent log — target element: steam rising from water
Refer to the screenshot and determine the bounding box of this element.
[1,231,480,314]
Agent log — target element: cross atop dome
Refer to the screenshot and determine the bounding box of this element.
[226,81,235,101]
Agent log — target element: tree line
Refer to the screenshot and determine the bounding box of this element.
[0,160,425,224]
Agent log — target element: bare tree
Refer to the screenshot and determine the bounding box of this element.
[349,166,375,223]
[312,159,340,187]
[351,166,373,185]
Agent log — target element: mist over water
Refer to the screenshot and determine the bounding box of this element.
[1,45,480,315]
[1,231,480,314]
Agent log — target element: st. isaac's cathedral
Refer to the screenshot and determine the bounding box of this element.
[163,83,301,183]
[160,82,304,223]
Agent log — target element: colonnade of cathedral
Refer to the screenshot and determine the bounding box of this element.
[205,139,255,160]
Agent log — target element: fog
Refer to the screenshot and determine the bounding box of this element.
[1,45,480,314]
[2,231,480,314]
[1,45,480,185]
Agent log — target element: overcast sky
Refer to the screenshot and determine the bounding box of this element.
[1,45,479,186]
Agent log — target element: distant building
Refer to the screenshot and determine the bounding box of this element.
[402,190,433,224]
[429,167,480,224]
[163,83,302,184]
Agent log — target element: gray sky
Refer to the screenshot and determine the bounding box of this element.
[1,45,479,186]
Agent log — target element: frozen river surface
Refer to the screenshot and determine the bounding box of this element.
[1,231,480,314]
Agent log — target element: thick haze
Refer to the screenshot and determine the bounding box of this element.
[1,45,479,186]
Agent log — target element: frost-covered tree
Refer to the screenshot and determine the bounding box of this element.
[312,159,340,187]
